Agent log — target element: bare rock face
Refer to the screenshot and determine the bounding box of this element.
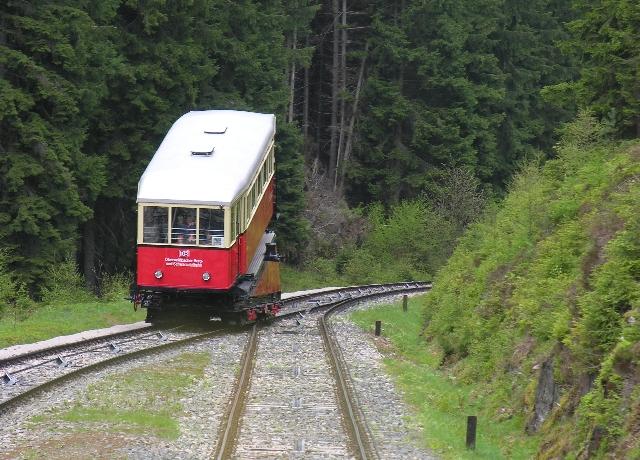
[526,358,559,433]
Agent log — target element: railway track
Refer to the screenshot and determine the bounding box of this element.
[216,281,429,459]
[0,282,430,457]
[0,326,229,414]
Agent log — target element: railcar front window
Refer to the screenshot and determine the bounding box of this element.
[171,207,197,245]
[142,206,168,244]
[199,208,224,247]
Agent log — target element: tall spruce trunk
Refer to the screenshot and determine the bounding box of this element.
[303,35,310,144]
[82,219,98,294]
[288,27,297,124]
[334,0,347,190]
[340,41,369,191]
[328,0,340,181]
[315,31,324,166]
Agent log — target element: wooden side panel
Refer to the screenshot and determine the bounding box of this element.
[245,179,275,267]
[237,234,247,274]
[253,261,281,296]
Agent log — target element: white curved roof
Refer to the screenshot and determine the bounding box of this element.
[137,110,275,206]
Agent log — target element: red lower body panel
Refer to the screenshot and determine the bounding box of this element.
[137,243,241,290]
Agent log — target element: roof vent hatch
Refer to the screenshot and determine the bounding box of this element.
[191,137,216,156]
[204,127,227,135]
[191,147,214,156]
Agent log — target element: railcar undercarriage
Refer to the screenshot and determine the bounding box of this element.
[137,285,281,324]
[135,247,281,324]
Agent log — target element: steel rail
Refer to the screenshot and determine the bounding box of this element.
[213,324,259,460]
[0,325,158,371]
[312,283,431,459]
[319,304,374,459]
[0,281,429,371]
[0,325,188,377]
[279,281,430,307]
[217,282,429,459]
[0,329,225,415]
[1,282,430,441]
[315,285,429,459]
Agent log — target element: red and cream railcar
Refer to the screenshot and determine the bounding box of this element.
[134,110,281,323]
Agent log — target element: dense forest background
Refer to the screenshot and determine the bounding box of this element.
[1,0,638,297]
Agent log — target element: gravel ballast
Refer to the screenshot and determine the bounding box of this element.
[0,332,248,459]
[0,293,436,459]
[330,313,436,459]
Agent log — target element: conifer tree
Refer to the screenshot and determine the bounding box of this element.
[1,0,312,289]
[0,1,110,288]
[82,0,219,285]
[492,0,577,184]
[346,0,505,205]
[568,0,640,137]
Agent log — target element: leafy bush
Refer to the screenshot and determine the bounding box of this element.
[0,248,35,320]
[340,200,458,283]
[296,166,486,286]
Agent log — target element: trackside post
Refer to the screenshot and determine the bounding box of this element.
[466,415,477,450]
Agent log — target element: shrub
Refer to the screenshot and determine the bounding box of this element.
[0,248,35,320]
[41,257,93,305]
[0,249,15,317]
[100,272,132,302]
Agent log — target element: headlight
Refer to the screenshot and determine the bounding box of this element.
[202,272,211,281]
[154,270,163,279]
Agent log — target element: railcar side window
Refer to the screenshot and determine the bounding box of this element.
[171,207,197,245]
[230,205,238,242]
[199,208,224,247]
[250,184,256,212]
[234,203,241,236]
[142,206,168,243]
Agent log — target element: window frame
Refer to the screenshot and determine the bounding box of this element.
[137,204,228,248]
[236,141,275,233]
[136,140,275,249]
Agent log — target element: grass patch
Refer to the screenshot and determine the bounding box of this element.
[34,351,211,440]
[350,297,540,459]
[280,262,346,292]
[61,407,178,439]
[0,300,145,349]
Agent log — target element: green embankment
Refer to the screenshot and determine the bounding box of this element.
[351,300,539,459]
[421,117,640,458]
